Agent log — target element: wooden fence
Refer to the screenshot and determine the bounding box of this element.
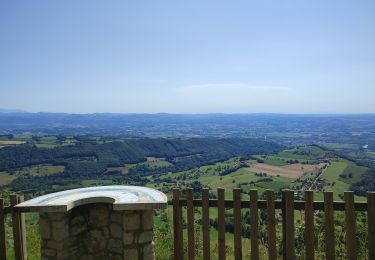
[172,188,375,260]
[0,194,27,260]
[1,190,375,260]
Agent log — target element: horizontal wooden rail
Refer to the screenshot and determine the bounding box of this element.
[173,198,368,211]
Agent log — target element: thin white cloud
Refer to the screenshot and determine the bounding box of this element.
[175,83,292,92]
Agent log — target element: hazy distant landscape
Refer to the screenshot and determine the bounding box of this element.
[1,112,375,143]
[1,112,374,195]
[1,112,374,258]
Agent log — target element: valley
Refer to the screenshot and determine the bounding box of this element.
[0,134,374,259]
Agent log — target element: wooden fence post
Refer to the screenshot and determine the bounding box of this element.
[18,196,27,260]
[202,188,210,260]
[344,192,356,260]
[0,198,6,260]
[266,190,276,260]
[10,194,26,260]
[170,188,372,260]
[324,191,334,260]
[233,188,242,260]
[218,188,226,260]
[250,189,259,260]
[282,190,294,260]
[304,190,314,260]
[173,188,183,260]
[368,192,375,260]
[187,188,195,260]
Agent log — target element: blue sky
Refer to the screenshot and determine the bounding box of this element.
[1,0,374,113]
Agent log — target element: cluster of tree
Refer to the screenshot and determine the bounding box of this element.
[351,169,375,195]
[0,137,284,194]
[286,159,300,164]
[218,162,245,176]
[339,172,353,179]
[0,134,14,139]
[254,172,268,177]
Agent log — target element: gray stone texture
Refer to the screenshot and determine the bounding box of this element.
[39,204,155,259]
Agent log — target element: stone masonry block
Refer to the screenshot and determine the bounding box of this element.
[107,238,123,254]
[51,221,69,241]
[123,212,140,231]
[123,232,134,245]
[110,211,122,224]
[48,212,66,221]
[84,229,107,254]
[124,248,138,259]
[142,210,154,230]
[39,216,51,239]
[138,230,153,244]
[110,223,122,238]
[88,204,109,227]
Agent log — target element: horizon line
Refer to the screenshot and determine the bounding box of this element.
[1,110,375,116]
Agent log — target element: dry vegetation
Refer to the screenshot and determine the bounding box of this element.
[245,160,327,179]
[0,140,26,145]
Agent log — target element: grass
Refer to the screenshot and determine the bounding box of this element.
[158,149,343,200]
[317,160,366,201]
[254,155,288,166]
[0,172,17,185]
[339,161,370,184]
[39,136,57,142]
[277,145,326,160]
[0,165,64,187]
[256,180,290,190]
[6,213,41,260]
[255,146,326,165]
[144,157,173,168]
[159,146,368,202]
[0,190,40,260]
[28,165,65,177]
[35,137,77,149]
[35,143,60,148]
[320,161,348,183]
[365,151,375,159]
[162,160,293,200]
[155,205,269,259]
[107,164,136,174]
[318,142,358,149]
[0,140,26,145]
[107,157,171,175]
[81,179,114,186]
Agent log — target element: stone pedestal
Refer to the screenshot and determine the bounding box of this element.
[15,186,167,260]
[39,204,155,260]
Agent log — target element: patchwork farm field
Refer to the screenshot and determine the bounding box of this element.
[0,164,65,186]
[0,171,17,185]
[0,136,373,259]
[151,146,372,258]
[107,157,172,174]
[35,136,77,148]
[0,140,26,149]
[245,160,327,178]
[0,140,26,145]
[154,145,371,203]
[315,160,369,200]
